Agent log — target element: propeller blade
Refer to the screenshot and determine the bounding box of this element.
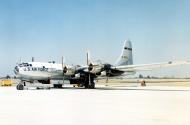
[62,56,65,84]
[86,50,89,65]
[19,57,22,64]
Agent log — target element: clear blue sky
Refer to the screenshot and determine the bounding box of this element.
[0,0,190,77]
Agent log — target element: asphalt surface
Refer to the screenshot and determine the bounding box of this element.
[0,85,190,125]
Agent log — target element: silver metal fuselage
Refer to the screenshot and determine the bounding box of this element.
[14,62,69,81]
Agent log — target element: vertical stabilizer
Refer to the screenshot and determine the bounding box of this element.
[115,40,133,66]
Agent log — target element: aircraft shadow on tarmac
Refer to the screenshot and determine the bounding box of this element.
[95,87,190,92]
[50,86,190,92]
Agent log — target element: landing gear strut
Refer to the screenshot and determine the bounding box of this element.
[84,82,95,89]
[84,74,95,89]
[69,73,96,89]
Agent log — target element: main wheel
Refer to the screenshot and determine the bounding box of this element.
[89,76,95,89]
[53,84,62,88]
[84,75,95,89]
[89,82,95,89]
[17,84,24,90]
[84,81,95,89]
[84,82,89,89]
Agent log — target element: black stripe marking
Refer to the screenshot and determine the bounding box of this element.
[124,47,132,51]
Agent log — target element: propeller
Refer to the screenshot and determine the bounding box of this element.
[87,51,102,73]
[17,57,22,65]
[87,51,89,66]
[63,66,67,74]
[88,63,93,71]
[86,51,91,85]
[20,57,22,64]
[86,50,93,68]
[61,56,65,84]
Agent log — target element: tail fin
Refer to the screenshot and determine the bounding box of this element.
[115,40,133,66]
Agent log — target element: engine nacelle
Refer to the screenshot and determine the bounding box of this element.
[75,73,80,78]
[100,71,107,76]
[63,66,76,76]
[89,65,103,74]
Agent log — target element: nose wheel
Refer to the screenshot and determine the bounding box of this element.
[16,83,24,90]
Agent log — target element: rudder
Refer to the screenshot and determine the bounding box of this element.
[115,40,133,66]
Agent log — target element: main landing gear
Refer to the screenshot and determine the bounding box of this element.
[84,75,95,89]
[70,73,96,89]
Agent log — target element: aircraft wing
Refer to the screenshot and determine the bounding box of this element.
[112,61,190,72]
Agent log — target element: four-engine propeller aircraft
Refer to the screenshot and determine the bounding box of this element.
[14,40,190,90]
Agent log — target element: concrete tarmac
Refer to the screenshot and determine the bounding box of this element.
[0,85,190,125]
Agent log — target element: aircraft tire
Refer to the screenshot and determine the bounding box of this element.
[53,84,62,88]
[84,83,89,89]
[84,82,95,89]
[89,82,95,89]
[57,84,62,88]
[17,84,24,90]
[84,77,95,89]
